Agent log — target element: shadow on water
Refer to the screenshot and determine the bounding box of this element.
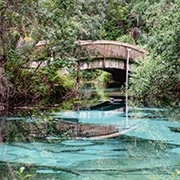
[0,100,180,180]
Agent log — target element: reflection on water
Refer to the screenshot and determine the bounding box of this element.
[0,105,180,180]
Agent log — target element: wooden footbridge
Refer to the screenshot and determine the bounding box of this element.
[34,40,147,84]
[35,40,146,69]
[75,40,147,86]
[76,40,146,70]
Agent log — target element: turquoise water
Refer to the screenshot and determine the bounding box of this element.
[0,106,180,179]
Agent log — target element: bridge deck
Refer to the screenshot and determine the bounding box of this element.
[76,40,147,62]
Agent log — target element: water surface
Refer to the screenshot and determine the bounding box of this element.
[0,105,180,179]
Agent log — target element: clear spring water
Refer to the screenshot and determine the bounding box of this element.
[0,106,180,180]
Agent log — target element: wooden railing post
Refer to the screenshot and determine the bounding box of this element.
[125,48,131,129]
[76,60,80,101]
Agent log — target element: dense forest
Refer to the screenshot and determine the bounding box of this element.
[0,0,179,107]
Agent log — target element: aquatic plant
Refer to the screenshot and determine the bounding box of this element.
[15,167,32,180]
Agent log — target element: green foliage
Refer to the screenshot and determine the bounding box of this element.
[58,74,75,91]
[0,0,79,105]
[94,71,111,100]
[15,167,32,180]
[1,0,133,105]
[0,0,179,107]
[117,34,135,44]
[80,70,111,100]
[81,69,111,86]
[96,71,111,85]
[171,162,180,178]
[129,0,180,107]
[80,69,101,81]
[100,1,128,40]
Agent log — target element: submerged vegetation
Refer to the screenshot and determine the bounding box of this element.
[0,0,179,107]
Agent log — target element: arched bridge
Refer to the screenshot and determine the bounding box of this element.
[33,40,147,86]
[76,40,147,84]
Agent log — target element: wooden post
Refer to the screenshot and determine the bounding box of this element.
[76,60,80,111]
[125,48,131,129]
